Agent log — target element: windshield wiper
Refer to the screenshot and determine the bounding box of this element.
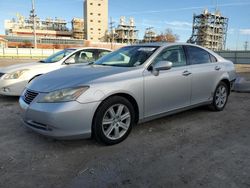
[38,60,46,63]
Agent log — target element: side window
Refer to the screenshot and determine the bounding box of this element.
[98,50,111,59]
[186,46,211,65]
[210,54,218,63]
[153,46,186,67]
[65,50,97,64]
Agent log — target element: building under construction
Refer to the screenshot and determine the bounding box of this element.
[71,18,84,39]
[4,13,84,48]
[5,13,71,38]
[114,17,138,44]
[188,9,229,51]
[143,27,157,43]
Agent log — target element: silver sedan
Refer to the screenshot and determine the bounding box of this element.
[19,43,236,145]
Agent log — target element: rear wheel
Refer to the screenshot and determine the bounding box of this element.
[93,96,135,145]
[209,82,229,111]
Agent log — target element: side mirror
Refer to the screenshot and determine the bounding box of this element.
[151,61,173,76]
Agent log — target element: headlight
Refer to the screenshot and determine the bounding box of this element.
[4,69,29,80]
[38,86,89,103]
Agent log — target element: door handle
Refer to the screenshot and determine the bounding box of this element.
[215,66,221,71]
[182,70,192,76]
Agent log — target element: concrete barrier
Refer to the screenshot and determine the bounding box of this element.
[217,50,250,64]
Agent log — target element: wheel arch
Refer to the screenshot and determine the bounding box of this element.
[28,74,43,83]
[220,78,231,95]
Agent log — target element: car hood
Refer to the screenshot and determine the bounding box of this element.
[0,62,56,73]
[27,65,141,93]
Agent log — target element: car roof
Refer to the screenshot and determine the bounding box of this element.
[131,42,208,48]
[66,47,112,51]
[128,42,225,61]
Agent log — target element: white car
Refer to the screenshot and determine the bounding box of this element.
[0,47,111,96]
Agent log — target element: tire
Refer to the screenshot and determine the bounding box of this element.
[92,96,135,145]
[209,81,229,111]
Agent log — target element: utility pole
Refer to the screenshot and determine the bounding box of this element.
[244,41,248,51]
[109,17,115,49]
[30,0,37,48]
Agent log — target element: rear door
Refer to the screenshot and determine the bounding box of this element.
[185,45,222,105]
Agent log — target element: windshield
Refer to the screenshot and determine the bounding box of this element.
[94,46,159,67]
[39,49,75,63]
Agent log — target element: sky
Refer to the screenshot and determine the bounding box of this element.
[0,0,250,50]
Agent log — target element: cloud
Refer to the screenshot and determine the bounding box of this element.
[165,21,192,27]
[240,29,250,35]
[164,21,193,31]
[137,19,193,32]
[125,2,250,15]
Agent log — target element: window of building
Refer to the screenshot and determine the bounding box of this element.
[98,3,101,6]
[98,28,101,31]
[98,20,101,23]
[90,3,93,5]
[90,13,93,15]
[90,28,93,30]
[98,13,101,16]
[90,20,93,22]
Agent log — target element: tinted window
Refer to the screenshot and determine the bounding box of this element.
[186,46,211,65]
[153,46,186,67]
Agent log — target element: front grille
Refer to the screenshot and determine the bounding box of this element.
[22,89,39,104]
[0,73,4,78]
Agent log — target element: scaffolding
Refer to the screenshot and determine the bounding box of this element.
[114,17,138,44]
[5,13,70,36]
[188,9,228,51]
[72,18,84,39]
[143,27,157,43]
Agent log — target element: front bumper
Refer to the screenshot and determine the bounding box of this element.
[0,78,28,96]
[19,97,101,139]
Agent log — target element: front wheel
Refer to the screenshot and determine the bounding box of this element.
[209,82,229,111]
[92,96,135,145]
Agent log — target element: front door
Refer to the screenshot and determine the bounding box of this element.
[143,45,192,118]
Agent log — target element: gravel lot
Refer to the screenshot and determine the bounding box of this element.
[0,59,250,188]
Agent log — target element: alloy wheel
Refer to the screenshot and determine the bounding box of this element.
[215,85,227,108]
[102,104,131,140]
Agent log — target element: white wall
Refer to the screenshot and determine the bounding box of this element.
[0,48,61,58]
